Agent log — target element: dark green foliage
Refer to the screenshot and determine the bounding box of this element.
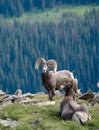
[0,9,99,94]
[0,0,99,17]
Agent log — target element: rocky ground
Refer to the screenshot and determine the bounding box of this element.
[0,89,99,129]
[0,89,99,107]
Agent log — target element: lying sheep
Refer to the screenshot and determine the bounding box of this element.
[35,57,78,100]
[60,81,91,124]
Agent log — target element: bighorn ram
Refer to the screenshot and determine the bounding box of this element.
[60,81,91,124]
[35,57,78,100]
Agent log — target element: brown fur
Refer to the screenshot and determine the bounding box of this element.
[42,70,78,100]
[60,81,89,124]
[35,58,78,100]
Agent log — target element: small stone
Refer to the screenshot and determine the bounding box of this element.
[14,89,22,96]
[55,90,63,97]
[33,118,42,126]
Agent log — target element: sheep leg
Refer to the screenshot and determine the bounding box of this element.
[52,88,55,100]
[48,88,55,101]
[48,90,53,101]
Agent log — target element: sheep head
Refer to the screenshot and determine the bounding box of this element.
[35,57,57,73]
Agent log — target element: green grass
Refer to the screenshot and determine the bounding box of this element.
[0,95,99,130]
[6,4,99,23]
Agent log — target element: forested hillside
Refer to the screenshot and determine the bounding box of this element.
[0,8,99,94]
[0,0,99,17]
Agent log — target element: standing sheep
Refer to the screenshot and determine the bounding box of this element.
[35,57,78,100]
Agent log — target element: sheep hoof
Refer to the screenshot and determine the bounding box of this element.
[49,97,54,101]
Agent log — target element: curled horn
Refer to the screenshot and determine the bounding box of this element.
[35,58,46,70]
[47,60,57,72]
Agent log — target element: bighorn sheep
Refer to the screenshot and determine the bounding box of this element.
[35,57,78,100]
[60,81,91,124]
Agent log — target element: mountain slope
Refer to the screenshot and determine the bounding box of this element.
[0,0,99,17]
[0,5,99,94]
[7,5,99,23]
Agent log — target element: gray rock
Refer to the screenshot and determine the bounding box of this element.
[0,90,6,96]
[55,90,63,97]
[0,119,19,128]
[14,89,22,96]
[36,92,45,95]
[33,118,42,126]
[90,95,99,106]
[21,99,43,105]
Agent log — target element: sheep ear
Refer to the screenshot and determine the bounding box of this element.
[47,60,57,72]
[35,58,46,70]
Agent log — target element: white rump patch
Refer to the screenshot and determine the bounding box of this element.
[72,111,88,124]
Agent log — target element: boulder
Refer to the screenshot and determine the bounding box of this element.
[90,94,99,106]
[55,90,63,97]
[0,90,6,96]
[0,118,19,128]
[79,91,95,100]
[14,89,22,96]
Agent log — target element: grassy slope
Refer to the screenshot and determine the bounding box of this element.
[7,4,99,23]
[0,94,99,130]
